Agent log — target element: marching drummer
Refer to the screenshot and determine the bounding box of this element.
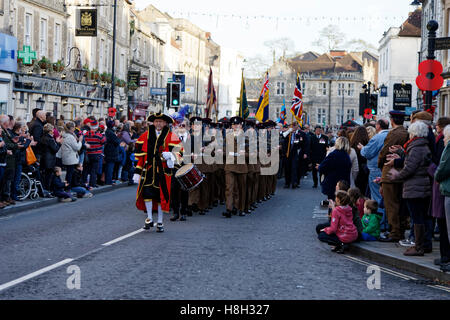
[170,119,190,222]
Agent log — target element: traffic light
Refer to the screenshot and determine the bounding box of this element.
[369,94,378,115]
[170,83,181,107]
[359,93,368,116]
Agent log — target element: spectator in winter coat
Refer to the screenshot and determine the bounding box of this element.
[10,123,32,201]
[104,120,121,185]
[388,121,432,256]
[61,122,83,186]
[29,110,47,160]
[377,111,410,243]
[430,117,450,268]
[0,115,18,205]
[359,119,389,216]
[319,137,352,201]
[435,124,450,272]
[40,124,63,190]
[318,191,359,253]
[83,119,106,188]
[0,127,7,209]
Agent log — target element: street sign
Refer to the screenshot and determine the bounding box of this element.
[139,77,148,87]
[405,107,417,115]
[172,74,185,93]
[435,37,450,50]
[75,9,97,37]
[150,87,167,95]
[128,71,141,86]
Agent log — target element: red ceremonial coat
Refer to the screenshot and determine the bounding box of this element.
[135,125,182,213]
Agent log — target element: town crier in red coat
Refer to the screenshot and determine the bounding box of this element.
[133,113,182,233]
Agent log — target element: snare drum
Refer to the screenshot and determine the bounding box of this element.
[175,164,204,191]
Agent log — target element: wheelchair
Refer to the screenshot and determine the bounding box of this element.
[17,165,46,200]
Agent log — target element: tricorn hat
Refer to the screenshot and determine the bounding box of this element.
[147,112,173,124]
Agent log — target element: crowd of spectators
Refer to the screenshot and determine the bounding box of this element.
[0,108,145,207]
[311,110,450,272]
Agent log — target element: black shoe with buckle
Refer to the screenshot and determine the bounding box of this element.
[222,210,232,218]
[156,223,164,233]
[143,219,154,230]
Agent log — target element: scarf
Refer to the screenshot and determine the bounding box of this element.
[403,137,422,154]
[436,132,444,144]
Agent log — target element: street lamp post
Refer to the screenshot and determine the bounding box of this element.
[195,32,202,116]
[110,0,118,111]
[425,20,438,111]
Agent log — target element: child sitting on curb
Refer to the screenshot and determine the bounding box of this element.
[316,180,350,235]
[70,163,93,198]
[318,191,359,253]
[51,167,77,203]
[361,200,382,241]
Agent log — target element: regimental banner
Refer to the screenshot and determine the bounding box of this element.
[128,71,141,86]
[393,83,412,111]
[75,9,97,37]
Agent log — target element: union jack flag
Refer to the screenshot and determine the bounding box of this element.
[290,74,303,125]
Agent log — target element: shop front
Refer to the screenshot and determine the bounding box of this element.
[0,33,18,115]
[13,73,109,121]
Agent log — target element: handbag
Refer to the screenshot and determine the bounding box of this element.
[26,146,37,166]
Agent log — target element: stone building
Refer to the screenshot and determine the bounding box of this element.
[268,50,378,127]
[128,8,165,119]
[378,9,422,118]
[12,0,69,120]
[430,0,450,117]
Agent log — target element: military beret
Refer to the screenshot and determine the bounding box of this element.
[230,116,244,125]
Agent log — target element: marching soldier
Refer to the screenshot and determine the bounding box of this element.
[244,120,258,214]
[223,116,248,218]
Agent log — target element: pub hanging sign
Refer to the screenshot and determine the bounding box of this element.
[393,83,412,111]
[75,9,97,37]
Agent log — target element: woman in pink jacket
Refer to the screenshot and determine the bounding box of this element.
[318,190,359,253]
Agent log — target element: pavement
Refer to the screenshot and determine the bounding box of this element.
[0,174,448,299]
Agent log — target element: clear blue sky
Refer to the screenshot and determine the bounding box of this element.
[135,0,415,58]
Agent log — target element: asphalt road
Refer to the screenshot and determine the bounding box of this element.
[0,176,449,300]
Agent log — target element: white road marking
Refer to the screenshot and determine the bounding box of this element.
[102,229,145,247]
[312,206,329,219]
[345,255,450,293]
[0,258,74,292]
[0,228,146,293]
